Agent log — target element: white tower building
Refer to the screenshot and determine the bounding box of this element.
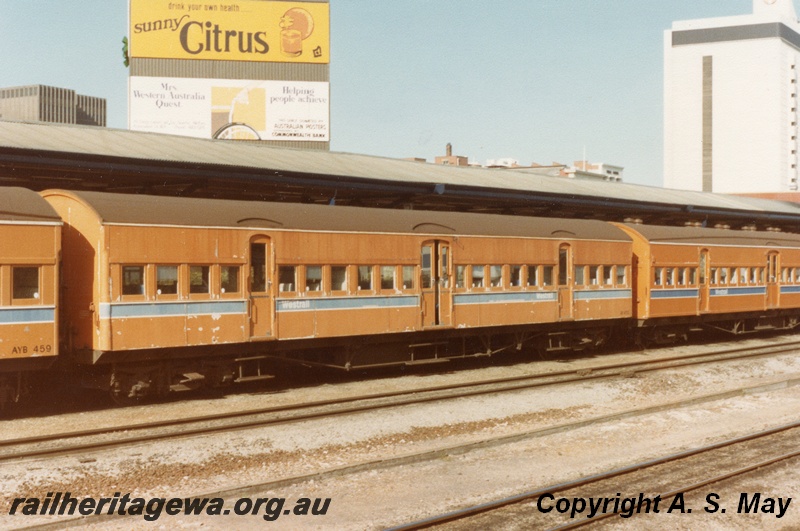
[664,0,800,193]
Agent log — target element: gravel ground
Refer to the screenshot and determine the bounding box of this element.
[2,333,800,529]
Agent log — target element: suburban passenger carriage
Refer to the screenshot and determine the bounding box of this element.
[40,189,634,400]
[0,188,61,407]
[617,223,800,341]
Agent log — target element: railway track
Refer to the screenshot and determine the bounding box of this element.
[14,346,800,530]
[3,339,800,463]
[390,421,800,530]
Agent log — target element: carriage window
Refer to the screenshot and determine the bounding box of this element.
[331,266,347,292]
[710,268,718,286]
[221,266,239,293]
[677,268,687,286]
[574,266,586,286]
[455,266,466,289]
[421,247,432,289]
[13,266,39,299]
[689,268,697,286]
[472,265,485,288]
[719,267,728,286]
[741,267,749,285]
[616,265,626,286]
[510,265,522,287]
[665,268,675,286]
[358,266,373,291]
[796,267,800,284]
[402,266,415,290]
[750,268,757,285]
[527,265,538,287]
[189,266,209,294]
[603,265,614,286]
[381,266,395,290]
[730,267,739,285]
[156,265,178,295]
[589,266,600,285]
[306,266,322,292]
[654,268,664,286]
[542,266,554,286]
[122,266,144,296]
[250,243,266,292]
[759,268,765,284]
[490,266,503,288]
[278,266,296,292]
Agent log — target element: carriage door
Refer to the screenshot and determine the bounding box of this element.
[421,241,452,327]
[249,237,273,339]
[557,244,574,320]
[767,251,780,309]
[699,249,710,313]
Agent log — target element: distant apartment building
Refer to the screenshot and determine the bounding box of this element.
[0,85,106,126]
[665,0,800,193]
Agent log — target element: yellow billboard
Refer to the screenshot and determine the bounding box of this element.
[129,0,329,64]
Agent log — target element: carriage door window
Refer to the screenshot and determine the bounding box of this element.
[558,246,569,286]
[699,249,710,313]
[421,246,433,289]
[249,240,272,339]
[557,244,573,320]
[421,242,452,327]
[767,251,780,308]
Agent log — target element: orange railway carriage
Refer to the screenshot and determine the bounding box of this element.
[0,188,61,407]
[616,222,800,341]
[41,189,632,400]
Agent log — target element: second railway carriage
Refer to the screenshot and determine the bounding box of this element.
[41,189,633,400]
[616,222,800,343]
[0,188,61,407]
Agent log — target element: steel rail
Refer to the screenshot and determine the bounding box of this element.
[389,421,800,530]
[2,340,800,463]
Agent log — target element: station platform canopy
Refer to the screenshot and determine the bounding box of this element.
[1,120,800,232]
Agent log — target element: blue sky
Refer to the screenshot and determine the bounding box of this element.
[0,1,770,186]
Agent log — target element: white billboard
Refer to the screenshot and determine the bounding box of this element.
[129,77,329,141]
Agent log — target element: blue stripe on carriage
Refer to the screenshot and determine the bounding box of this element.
[651,289,699,299]
[0,307,55,324]
[276,295,419,312]
[453,292,557,305]
[574,289,632,300]
[781,285,800,294]
[100,301,246,319]
[710,287,766,297]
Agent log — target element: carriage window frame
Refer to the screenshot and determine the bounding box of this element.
[542,265,554,287]
[380,265,396,292]
[357,265,374,293]
[616,265,627,287]
[121,265,146,299]
[510,265,523,289]
[401,265,415,291]
[219,265,240,296]
[471,265,486,289]
[455,265,467,290]
[155,265,179,298]
[331,265,348,294]
[489,265,503,289]
[603,265,614,286]
[278,265,296,294]
[188,265,210,297]
[305,265,323,294]
[527,265,538,288]
[12,266,41,303]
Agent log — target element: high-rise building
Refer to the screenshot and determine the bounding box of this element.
[664,0,800,193]
[0,85,106,127]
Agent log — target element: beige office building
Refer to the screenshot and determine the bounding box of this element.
[0,85,106,127]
